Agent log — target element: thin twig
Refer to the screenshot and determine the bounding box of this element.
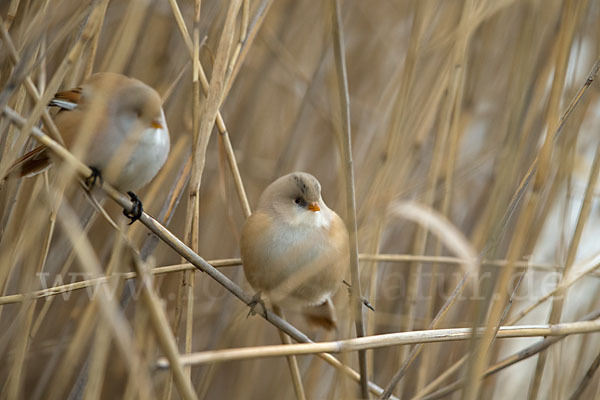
[465,51,600,400]
[131,254,198,400]
[330,0,369,398]
[156,318,600,367]
[531,39,599,398]
[380,274,470,399]
[568,348,600,400]
[7,251,597,307]
[167,0,255,217]
[273,305,307,400]
[416,309,600,400]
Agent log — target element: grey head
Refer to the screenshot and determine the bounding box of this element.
[115,83,162,125]
[80,73,164,131]
[258,172,328,225]
[111,82,164,133]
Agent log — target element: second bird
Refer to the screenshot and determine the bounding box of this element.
[7,72,170,192]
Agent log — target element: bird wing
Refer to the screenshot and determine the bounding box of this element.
[49,87,83,111]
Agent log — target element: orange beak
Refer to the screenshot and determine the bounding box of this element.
[150,119,164,129]
[307,202,320,212]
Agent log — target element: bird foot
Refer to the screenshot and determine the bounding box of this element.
[123,191,143,225]
[343,280,375,311]
[84,167,103,190]
[247,292,268,319]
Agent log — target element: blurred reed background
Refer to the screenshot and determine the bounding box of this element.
[1,0,600,399]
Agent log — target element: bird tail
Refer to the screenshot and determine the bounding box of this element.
[303,298,337,331]
[2,88,79,183]
[3,145,51,181]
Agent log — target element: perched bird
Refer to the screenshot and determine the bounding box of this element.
[240,172,349,330]
[5,72,170,222]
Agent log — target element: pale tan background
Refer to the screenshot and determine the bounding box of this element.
[1,0,600,399]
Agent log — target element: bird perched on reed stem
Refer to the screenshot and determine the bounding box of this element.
[4,72,170,223]
[240,172,349,330]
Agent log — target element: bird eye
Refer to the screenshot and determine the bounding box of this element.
[294,197,306,207]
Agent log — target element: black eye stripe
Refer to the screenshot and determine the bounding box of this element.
[294,197,307,207]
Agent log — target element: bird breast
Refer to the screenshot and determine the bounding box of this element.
[241,211,348,308]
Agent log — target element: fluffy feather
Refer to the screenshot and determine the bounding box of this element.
[241,172,349,331]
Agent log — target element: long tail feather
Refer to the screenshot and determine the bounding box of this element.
[303,298,337,331]
[3,146,51,180]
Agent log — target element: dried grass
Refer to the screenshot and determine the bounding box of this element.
[1,1,600,399]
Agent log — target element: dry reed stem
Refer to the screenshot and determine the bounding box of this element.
[273,304,307,400]
[528,2,591,396]
[167,0,253,218]
[130,253,198,400]
[48,202,153,400]
[99,0,148,74]
[168,1,204,392]
[413,309,600,400]
[399,2,472,378]
[224,0,249,88]
[4,175,56,398]
[29,205,99,340]
[13,3,100,151]
[464,164,534,399]
[351,2,447,388]
[123,138,191,400]
[413,51,600,400]
[82,0,109,80]
[530,10,594,399]
[569,349,600,400]
[222,0,274,99]
[506,206,600,325]
[82,231,125,400]
[418,0,471,392]
[496,53,600,251]
[380,202,478,399]
[155,318,600,367]
[380,273,470,399]
[4,0,20,29]
[330,0,369,397]
[464,51,600,400]
[0,17,65,149]
[44,300,99,400]
[3,2,600,398]
[170,1,242,396]
[182,1,203,384]
[0,260,237,305]
[1,162,74,364]
[414,274,543,399]
[5,251,598,307]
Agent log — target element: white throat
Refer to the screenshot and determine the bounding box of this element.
[282,205,332,229]
[306,209,331,228]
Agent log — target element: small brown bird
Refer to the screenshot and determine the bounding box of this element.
[240,172,349,330]
[5,72,170,221]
